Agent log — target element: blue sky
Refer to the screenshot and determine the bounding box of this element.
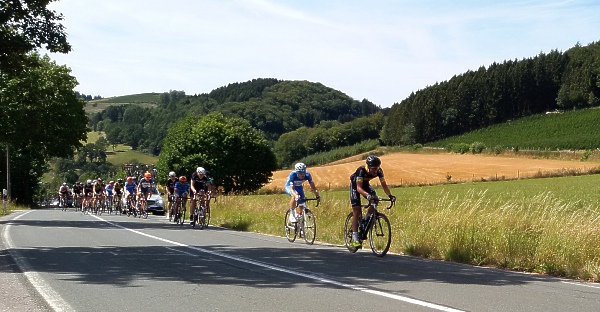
[48,0,600,107]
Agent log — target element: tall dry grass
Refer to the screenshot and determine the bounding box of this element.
[210,174,600,282]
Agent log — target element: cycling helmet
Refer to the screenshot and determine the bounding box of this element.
[294,163,307,173]
[117,178,123,182]
[76,181,81,185]
[179,176,187,182]
[62,182,67,186]
[366,155,381,167]
[169,171,176,177]
[109,180,114,185]
[196,167,206,175]
[144,172,152,178]
[97,178,102,182]
[86,179,92,184]
[132,177,137,181]
[126,177,133,183]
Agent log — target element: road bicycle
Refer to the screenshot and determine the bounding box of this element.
[172,196,188,225]
[344,197,395,257]
[125,194,138,217]
[284,197,319,245]
[190,190,215,228]
[113,193,123,215]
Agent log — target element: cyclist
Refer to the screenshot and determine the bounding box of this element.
[114,178,124,208]
[190,167,213,224]
[165,171,177,218]
[284,163,320,223]
[173,175,190,220]
[105,181,115,211]
[124,176,137,210]
[58,182,69,207]
[82,179,94,210]
[349,155,396,248]
[93,178,106,211]
[72,181,83,209]
[137,171,154,213]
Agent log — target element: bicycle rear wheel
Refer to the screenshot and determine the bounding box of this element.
[303,209,316,245]
[369,213,391,257]
[343,212,359,253]
[284,210,297,242]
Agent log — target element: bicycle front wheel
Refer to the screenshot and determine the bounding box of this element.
[369,213,391,257]
[303,209,316,245]
[343,212,358,253]
[284,210,297,242]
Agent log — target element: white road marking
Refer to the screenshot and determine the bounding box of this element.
[2,211,74,312]
[94,215,465,312]
[561,281,600,289]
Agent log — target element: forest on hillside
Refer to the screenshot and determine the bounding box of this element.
[89,41,600,170]
[90,79,385,167]
[381,41,600,146]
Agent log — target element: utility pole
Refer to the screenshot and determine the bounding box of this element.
[6,145,9,201]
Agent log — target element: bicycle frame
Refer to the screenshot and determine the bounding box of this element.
[285,197,320,244]
[360,198,395,237]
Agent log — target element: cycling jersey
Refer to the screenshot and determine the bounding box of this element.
[190,172,210,193]
[138,177,153,195]
[125,181,137,195]
[350,165,385,206]
[284,171,314,199]
[114,182,124,195]
[166,178,176,194]
[105,184,114,196]
[72,185,83,194]
[83,184,93,196]
[174,181,190,197]
[94,182,105,194]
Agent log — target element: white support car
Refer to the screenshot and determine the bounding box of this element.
[122,187,165,214]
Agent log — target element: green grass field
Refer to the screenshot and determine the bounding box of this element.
[210,174,600,281]
[87,132,158,165]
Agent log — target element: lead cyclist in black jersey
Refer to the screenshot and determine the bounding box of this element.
[349,155,396,248]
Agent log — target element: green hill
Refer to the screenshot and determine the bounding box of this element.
[429,107,600,150]
[84,93,160,114]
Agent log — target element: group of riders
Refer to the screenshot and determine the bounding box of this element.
[58,166,215,224]
[58,154,396,248]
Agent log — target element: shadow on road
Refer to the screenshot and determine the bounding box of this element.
[1,209,557,291]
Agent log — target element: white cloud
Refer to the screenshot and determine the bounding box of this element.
[47,0,600,106]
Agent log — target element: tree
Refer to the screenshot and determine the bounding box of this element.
[158,112,277,193]
[0,53,88,204]
[0,0,71,74]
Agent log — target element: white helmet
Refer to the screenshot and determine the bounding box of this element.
[86,179,92,184]
[294,163,307,173]
[169,171,176,177]
[196,167,206,175]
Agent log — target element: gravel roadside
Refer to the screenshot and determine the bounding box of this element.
[1,212,52,312]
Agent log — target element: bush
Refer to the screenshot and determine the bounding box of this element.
[450,143,470,154]
[493,145,503,155]
[470,142,486,154]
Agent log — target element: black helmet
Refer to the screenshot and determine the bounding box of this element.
[366,155,381,167]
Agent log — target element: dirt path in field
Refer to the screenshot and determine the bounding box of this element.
[262,152,600,191]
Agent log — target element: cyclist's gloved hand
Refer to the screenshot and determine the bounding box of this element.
[295,195,300,202]
[389,195,396,202]
[367,194,378,201]
[316,195,321,201]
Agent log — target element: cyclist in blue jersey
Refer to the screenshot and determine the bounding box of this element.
[284,163,320,222]
[125,176,137,201]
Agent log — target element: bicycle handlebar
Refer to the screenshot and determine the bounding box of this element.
[363,197,395,210]
[295,197,320,208]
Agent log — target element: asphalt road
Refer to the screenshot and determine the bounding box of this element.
[1,209,599,312]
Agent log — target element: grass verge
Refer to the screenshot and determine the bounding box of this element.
[210,174,600,282]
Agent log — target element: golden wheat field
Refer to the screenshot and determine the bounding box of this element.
[262,152,600,191]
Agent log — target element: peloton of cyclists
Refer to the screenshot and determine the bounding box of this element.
[348,155,396,248]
